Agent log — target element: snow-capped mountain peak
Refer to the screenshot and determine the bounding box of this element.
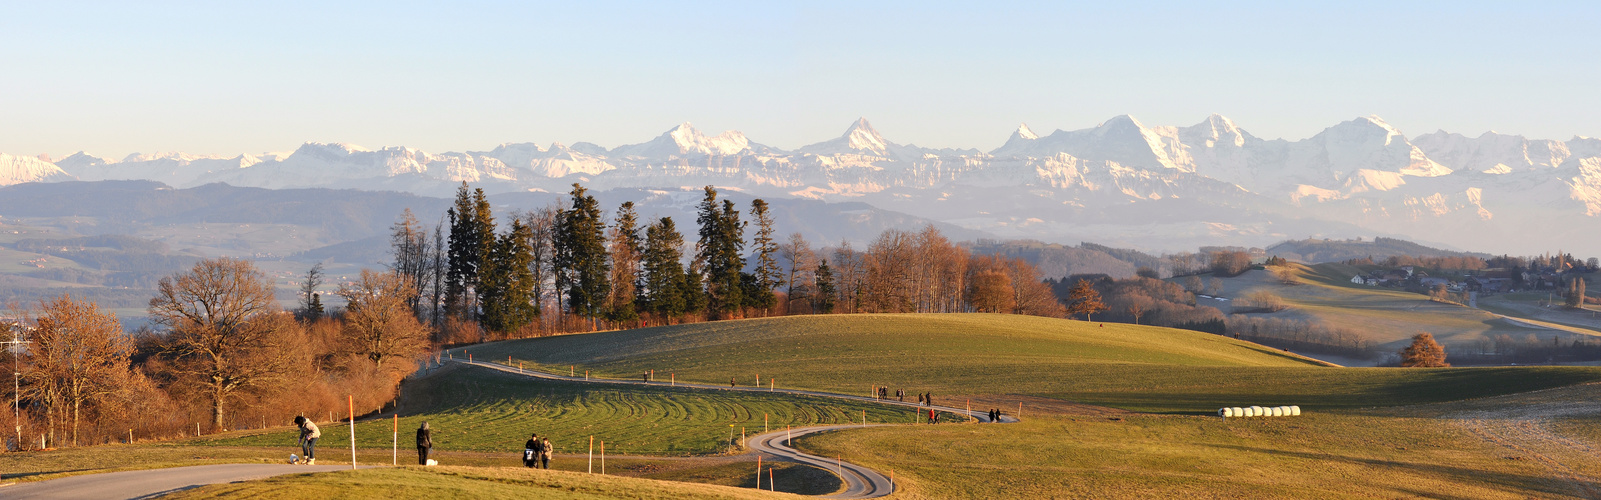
[1184,114,1247,148]
[55,151,111,170]
[0,153,73,186]
[796,118,898,157]
[610,122,755,159]
[1014,123,1038,141]
[843,117,889,154]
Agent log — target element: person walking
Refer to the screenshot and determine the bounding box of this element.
[417,421,434,465]
[293,416,320,465]
[539,436,553,469]
[523,433,539,468]
[730,377,737,387]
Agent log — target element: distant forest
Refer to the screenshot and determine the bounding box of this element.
[1266,237,1490,263]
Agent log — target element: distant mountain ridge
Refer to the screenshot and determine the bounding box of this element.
[6,114,1600,254]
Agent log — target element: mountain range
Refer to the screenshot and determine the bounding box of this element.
[5,114,1600,254]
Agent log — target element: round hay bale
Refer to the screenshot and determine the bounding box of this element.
[1249,406,1262,417]
[1271,407,1283,417]
[1290,406,1301,416]
[1232,407,1245,417]
[1219,408,1231,417]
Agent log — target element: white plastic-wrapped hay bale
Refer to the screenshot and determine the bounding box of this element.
[1232,407,1245,418]
[1219,408,1231,418]
[1290,406,1301,416]
[1273,407,1286,417]
[1249,406,1263,417]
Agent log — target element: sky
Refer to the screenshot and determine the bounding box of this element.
[3,1,1599,159]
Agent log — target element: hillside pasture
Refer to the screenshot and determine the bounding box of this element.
[1198,264,1600,351]
[197,363,914,457]
[462,314,1601,413]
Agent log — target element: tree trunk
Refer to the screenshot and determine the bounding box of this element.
[212,387,226,433]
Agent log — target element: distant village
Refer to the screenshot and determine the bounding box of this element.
[1348,259,1594,297]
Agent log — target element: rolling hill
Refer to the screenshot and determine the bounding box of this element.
[463,314,1601,413]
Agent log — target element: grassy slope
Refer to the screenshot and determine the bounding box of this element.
[162,466,800,500]
[198,363,916,456]
[798,412,1593,499]
[1204,263,1599,348]
[1477,290,1601,333]
[464,314,1601,413]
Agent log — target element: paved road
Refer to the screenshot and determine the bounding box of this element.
[456,359,1018,498]
[0,464,365,500]
[746,424,895,499]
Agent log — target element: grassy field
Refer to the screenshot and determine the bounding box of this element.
[162,466,801,499]
[1478,291,1601,332]
[197,363,918,457]
[461,314,1601,413]
[796,410,1601,499]
[1197,263,1600,350]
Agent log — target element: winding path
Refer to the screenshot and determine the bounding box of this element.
[454,359,1016,498]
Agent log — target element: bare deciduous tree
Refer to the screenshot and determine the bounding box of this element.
[780,233,818,314]
[337,270,430,371]
[24,296,131,447]
[148,258,296,431]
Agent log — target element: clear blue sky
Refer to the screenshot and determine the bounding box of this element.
[3,1,1598,159]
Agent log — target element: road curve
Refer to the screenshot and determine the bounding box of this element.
[454,359,1018,498]
[747,424,894,499]
[0,464,366,500]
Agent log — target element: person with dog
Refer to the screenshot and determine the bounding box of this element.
[294,416,320,465]
[417,421,433,465]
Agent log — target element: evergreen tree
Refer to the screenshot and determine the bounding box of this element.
[308,292,324,320]
[642,217,688,323]
[481,218,538,333]
[748,199,783,314]
[681,266,708,318]
[555,183,610,326]
[445,182,496,320]
[814,258,836,314]
[695,187,745,318]
[607,202,642,324]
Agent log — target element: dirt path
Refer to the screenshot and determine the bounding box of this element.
[1446,385,1601,499]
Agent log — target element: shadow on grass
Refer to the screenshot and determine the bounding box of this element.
[1,468,94,480]
[1206,443,1594,498]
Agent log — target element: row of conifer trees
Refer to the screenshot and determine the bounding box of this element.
[382,182,1067,339]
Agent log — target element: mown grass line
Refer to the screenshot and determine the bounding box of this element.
[196,364,916,457]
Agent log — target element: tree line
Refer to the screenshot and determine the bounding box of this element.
[5,258,432,451]
[382,183,1068,341]
[2,181,1076,452]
